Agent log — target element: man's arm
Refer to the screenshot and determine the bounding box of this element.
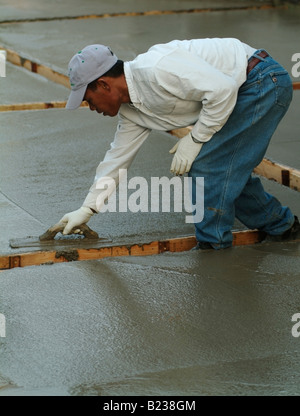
[83,114,151,212]
[58,113,151,234]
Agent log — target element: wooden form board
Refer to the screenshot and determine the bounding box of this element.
[253,158,300,191]
[0,229,265,270]
[0,101,88,112]
[293,82,300,90]
[0,101,67,111]
[2,47,70,88]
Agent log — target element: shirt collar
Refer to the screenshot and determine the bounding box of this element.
[124,61,140,106]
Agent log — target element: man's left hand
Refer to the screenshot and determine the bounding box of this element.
[169,132,203,175]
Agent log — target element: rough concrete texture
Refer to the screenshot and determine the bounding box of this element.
[0,0,300,396]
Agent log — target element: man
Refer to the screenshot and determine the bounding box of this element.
[57,39,299,249]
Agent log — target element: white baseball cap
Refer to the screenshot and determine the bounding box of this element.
[66,44,118,110]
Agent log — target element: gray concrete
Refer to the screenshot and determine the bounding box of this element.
[0,62,69,104]
[1,6,300,81]
[1,242,300,396]
[0,109,196,249]
[0,108,299,255]
[0,0,273,22]
[0,0,300,396]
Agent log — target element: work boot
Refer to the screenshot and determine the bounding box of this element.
[266,216,300,242]
[191,241,214,250]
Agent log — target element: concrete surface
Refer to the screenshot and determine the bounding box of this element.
[0,0,300,396]
[0,107,299,255]
[1,242,300,396]
[0,62,69,105]
[1,5,300,81]
[0,1,274,22]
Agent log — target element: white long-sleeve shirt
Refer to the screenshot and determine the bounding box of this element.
[83,38,257,211]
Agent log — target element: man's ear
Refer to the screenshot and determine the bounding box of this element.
[97,78,110,91]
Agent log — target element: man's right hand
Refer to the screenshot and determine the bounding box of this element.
[56,206,94,235]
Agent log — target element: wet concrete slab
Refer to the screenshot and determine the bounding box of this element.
[0,62,69,105]
[0,0,273,22]
[0,192,45,255]
[0,6,299,81]
[0,108,196,247]
[0,241,300,396]
[0,106,299,255]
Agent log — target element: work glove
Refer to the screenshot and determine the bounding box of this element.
[169,132,203,175]
[57,206,94,235]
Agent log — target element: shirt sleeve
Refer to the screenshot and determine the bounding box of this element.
[154,49,240,142]
[83,112,151,212]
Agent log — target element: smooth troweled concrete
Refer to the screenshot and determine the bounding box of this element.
[1,242,300,396]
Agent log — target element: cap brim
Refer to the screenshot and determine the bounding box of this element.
[65,85,87,110]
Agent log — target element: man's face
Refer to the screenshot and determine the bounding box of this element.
[83,79,121,117]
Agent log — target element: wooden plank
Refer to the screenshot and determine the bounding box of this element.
[3,47,69,88]
[0,101,88,112]
[168,235,196,252]
[232,229,264,246]
[0,256,10,270]
[0,102,66,112]
[0,230,265,270]
[293,82,300,90]
[254,158,300,191]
